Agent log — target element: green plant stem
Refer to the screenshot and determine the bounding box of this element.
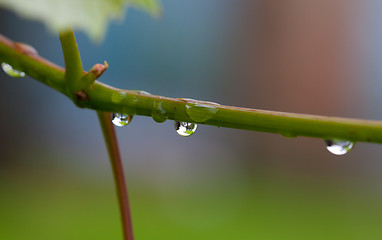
[59,30,85,96]
[58,31,134,240]
[0,34,66,93]
[97,111,134,240]
[1,33,382,143]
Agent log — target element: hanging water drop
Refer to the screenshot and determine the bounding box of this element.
[112,113,132,127]
[174,121,197,137]
[1,63,25,77]
[152,101,168,123]
[325,139,354,155]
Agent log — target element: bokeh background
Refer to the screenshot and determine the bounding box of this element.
[2,0,382,239]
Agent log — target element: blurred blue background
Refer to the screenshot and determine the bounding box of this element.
[2,0,382,239]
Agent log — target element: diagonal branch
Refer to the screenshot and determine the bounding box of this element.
[1,33,382,144]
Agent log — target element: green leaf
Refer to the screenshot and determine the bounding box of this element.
[0,0,161,41]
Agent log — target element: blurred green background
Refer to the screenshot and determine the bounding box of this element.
[2,0,382,239]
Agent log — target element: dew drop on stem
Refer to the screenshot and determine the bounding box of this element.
[138,90,151,95]
[112,113,133,127]
[1,63,25,77]
[325,139,354,155]
[174,121,197,137]
[181,98,220,123]
[152,101,167,123]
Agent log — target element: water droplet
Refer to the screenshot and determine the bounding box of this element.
[152,101,167,123]
[111,92,126,103]
[174,121,197,137]
[182,99,219,123]
[112,113,133,127]
[1,63,25,77]
[117,94,139,116]
[132,90,151,95]
[325,139,354,155]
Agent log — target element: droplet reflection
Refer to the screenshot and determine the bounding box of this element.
[174,121,197,137]
[112,113,132,127]
[325,139,354,155]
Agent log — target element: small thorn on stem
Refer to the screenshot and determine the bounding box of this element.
[90,61,109,78]
[82,61,109,87]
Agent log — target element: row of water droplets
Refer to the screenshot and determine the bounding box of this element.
[111,97,220,137]
[111,95,355,155]
[111,111,198,136]
[0,63,355,156]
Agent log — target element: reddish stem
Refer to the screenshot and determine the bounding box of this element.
[97,111,134,240]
